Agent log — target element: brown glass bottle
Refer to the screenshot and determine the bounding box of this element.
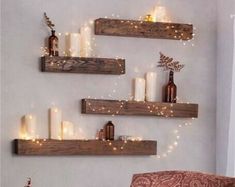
[104,121,114,140]
[48,30,59,56]
[165,71,177,103]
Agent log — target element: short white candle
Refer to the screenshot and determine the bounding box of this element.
[80,24,92,57]
[21,114,37,139]
[152,6,167,22]
[68,33,81,57]
[49,107,62,139]
[134,78,146,101]
[61,121,74,140]
[146,72,157,102]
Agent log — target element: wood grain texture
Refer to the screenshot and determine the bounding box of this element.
[95,18,193,40]
[14,139,157,156]
[82,99,198,118]
[41,56,125,75]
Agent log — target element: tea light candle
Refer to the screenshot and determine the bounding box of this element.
[61,121,74,140]
[68,33,81,57]
[152,6,167,22]
[146,72,157,102]
[134,78,146,101]
[49,107,62,139]
[80,24,92,57]
[21,114,37,139]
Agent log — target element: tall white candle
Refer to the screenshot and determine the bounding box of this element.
[49,107,62,139]
[134,78,146,101]
[80,24,92,57]
[68,33,81,57]
[61,121,74,140]
[21,114,37,139]
[146,72,157,102]
[58,33,66,56]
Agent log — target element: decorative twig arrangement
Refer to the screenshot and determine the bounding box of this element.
[157,52,185,72]
[44,12,55,31]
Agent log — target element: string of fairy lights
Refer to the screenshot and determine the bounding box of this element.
[36,10,198,159]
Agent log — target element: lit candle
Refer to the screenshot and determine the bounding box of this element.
[152,6,167,22]
[49,107,62,139]
[80,24,92,57]
[66,33,81,57]
[134,78,146,101]
[146,72,157,102]
[21,114,37,139]
[61,121,74,139]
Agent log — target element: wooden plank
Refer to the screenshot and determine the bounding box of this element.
[14,139,157,156]
[41,56,125,75]
[82,99,198,118]
[95,18,193,40]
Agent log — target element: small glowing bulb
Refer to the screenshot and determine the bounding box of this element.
[174,142,178,146]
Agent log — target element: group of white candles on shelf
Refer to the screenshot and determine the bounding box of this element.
[134,72,158,102]
[58,24,92,57]
[20,107,75,140]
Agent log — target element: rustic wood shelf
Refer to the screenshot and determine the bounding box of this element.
[95,18,193,40]
[82,99,198,118]
[14,139,156,156]
[41,56,125,75]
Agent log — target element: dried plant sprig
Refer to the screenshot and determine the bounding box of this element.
[157,52,185,72]
[44,12,55,30]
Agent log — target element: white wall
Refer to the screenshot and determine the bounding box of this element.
[216,0,235,176]
[1,0,217,186]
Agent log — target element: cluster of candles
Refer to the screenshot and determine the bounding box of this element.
[57,24,92,57]
[134,72,158,102]
[20,107,75,140]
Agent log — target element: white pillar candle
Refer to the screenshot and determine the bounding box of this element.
[146,72,157,102]
[61,121,74,140]
[49,107,62,139]
[21,114,37,139]
[80,24,92,57]
[58,33,66,56]
[66,33,81,57]
[152,6,167,22]
[134,78,146,101]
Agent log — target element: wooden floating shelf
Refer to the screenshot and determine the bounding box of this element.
[14,139,157,156]
[41,56,125,75]
[82,99,198,118]
[95,18,193,40]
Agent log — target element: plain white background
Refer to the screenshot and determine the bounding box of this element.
[1,0,217,186]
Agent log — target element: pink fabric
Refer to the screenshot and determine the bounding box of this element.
[130,171,235,187]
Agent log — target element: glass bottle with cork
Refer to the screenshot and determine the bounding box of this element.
[165,70,177,103]
[104,121,115,140]
[48,30,59,56]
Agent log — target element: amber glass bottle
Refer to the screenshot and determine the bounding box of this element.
[104,121,114,140]
[48,30,59,56]
[165,71,177,103]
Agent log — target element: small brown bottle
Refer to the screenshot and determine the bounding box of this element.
[165,71,177,103]
[48,30,59,56]
[104,121,114,140]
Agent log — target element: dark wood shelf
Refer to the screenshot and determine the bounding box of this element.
[41,56,125,75]
[82,99,198,118]
[95,18,193,40]
[14,139,157,156]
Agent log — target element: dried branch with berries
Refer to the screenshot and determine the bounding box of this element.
[157,52,185,72]
[44,12,55,31]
